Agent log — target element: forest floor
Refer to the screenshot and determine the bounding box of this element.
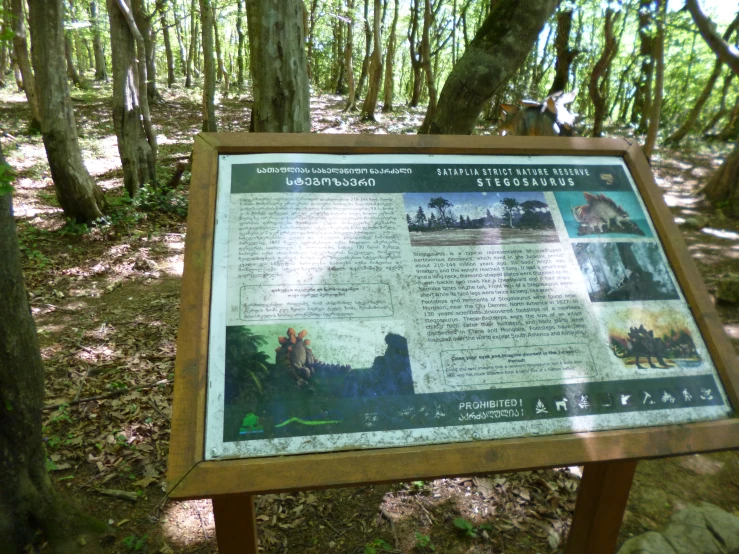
[2,83,739,554]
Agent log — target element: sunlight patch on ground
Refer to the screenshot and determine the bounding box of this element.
[702,227,739,240]
[162,255,184,276]
[161,499,213,548]
[723,325,739,339]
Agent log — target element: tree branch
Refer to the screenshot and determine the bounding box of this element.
[685,0,739,74]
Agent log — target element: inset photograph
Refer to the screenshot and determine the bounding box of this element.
[404,192,557,247]
[573,242,679,302]
[604,307,702,371]
[555,191,652,238]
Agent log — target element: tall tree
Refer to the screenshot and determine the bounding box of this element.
[588,7,620,138]
[10,0,41,131]
[420,0,560,135]
[344,0,357,111]
[131,0,162,103]
[686,0,739,214]
[89,1,108,81]
[28,0,107,223]
[643,0,666,159]
[199,0,217,131]
[107,0,158,197]
[236,0,246,87]
[381,0,399,113]
[632,0,658,133]
[548,8,578,94]
[360,0,383,120]
[246,0,310,132]
[158,1,176,88]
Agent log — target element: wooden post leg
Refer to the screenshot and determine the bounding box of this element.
[565,460,638,554]
[212,493,259,554]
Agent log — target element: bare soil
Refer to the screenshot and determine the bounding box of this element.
[2,84,738,554]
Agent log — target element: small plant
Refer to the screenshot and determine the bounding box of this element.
[453,517,493,539]
[364,537,392,554]
[414,531,435,551]
[122,533,148,551]
[134,183,188,217]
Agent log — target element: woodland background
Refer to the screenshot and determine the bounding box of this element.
[2,0,739,553]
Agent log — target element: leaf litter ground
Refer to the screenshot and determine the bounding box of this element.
[1,84,739,554]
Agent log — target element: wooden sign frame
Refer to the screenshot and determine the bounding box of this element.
[167,134,739,553]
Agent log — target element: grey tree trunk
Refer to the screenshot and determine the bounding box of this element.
[236,0,246,87]
[64,31,85,88]
[356,0,372,99]
[381,0,399,113]
[28,0,107,223]
[199,0,217,131]
[344,0,357,111]
[185,0,197,87]
[159,3,176,87]
[246,0,310,132]
[421,0,559,135]
[212,6,229,95]
[132,0,162,103]
[10,0,41,131]
[643,0,665,160]
[418,0,438,132]
[588,8,620,138]
[548,9,577,94]
[90,1,108,81]
[361,0,383,120]
[107,0,158,197]
[173,0,188,76]
[0,145,65,551]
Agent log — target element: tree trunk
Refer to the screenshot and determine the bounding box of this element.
[548,9,577,94]
[0,145,69,552]
[643,0,665,160]
[633,0,656,132]
[704,144,739,214]
[381,0,399,113]
[131,0,162,104]
[90,1,108,81]
[185,0,197,87]
[588,8,619,138]
[344,0,357,111]
[418,0,439,132]
[420,0,559,135]
[212,6,229,96]
[246,0,310,132]
[173,0,188,76]
[199,0,217,131]
[65,31,85,88]
[356,0,372,99]
[236,0,246,87]
[159,3,176,88]
[361,0,383,120]
[108,0,158,197]
[10,0,41,131]
[28,0,107,223]
[408,0,423,107]
[703,72,734,134]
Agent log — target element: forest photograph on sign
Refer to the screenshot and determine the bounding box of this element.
[203,153,731,460]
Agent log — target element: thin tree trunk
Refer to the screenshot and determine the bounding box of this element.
[644,0,665,160]
[703,72,735,135]
[212,6,229,96]
[199,0,217,131]
[344,0,357,111]
[588,8,619,138]
[418,0,438,131]
[306,0,318,82]
[408,0,423,107]
[361,0,383,120]
[236,0,246,87]
[174,0,188,76]
[548,9,577,94]
[131,0,162,103]
[108,0,158,197]
[10,0,41,131]
[356,0,371,98]
[420,0,558,135]
[159,3,176,87]
[246,0,310,132]
[65,31,85,88]
[28,0,107,223]
[185,0,197,87]
[90,1,108,81]
[382,0,399,113]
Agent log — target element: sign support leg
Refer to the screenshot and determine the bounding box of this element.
[212,493,259,554]
[565,459,637,554]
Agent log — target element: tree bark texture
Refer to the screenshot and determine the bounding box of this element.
[633,0,657,132]
[418,0,439,132]
[246,0,310,132]
[381,0,399,113]
[408,0,423,107]
[548,9,577,94]
[131,0,162,103]
[420,0,559,135]
[0,145,65,552]
[236,0,246,87]
[588,9,619,138]
[107,0,158,197]
[90,1,108,81]
[199,0,217,131]
[28,0,107,223]
[10,0,41,131]
[361,0,383,120]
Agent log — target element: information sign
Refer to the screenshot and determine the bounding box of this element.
[204,150,731,461]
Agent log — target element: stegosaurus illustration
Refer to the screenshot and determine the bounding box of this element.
[571,192,644,236]
[275,328,351,388]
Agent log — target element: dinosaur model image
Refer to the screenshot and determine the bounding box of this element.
[571,192,645,236]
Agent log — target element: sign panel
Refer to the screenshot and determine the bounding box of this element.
[204,153,731,460]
